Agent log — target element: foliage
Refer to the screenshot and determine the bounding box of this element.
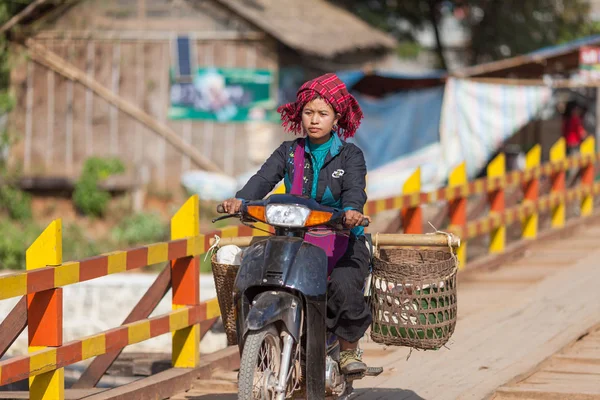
[0,0,29,109]
[466,0,596,64]
[0,220,114,270]
[73,157,125,217]
[61,223,114,262]
[0,132,31,222]
[332,0,450,68]
[0,220,114,271]
[0,129,31,222]
[0,213,170,271]
[330,0,598,68]
[396,41,422,59]
[0,2,35,223]
[0,220,39,270]
[111,212,168,245]
[0,184,31,220]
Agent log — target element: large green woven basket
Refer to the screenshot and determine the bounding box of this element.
[369,247,458,350]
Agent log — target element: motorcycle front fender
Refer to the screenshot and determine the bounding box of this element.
[244,291,302,342]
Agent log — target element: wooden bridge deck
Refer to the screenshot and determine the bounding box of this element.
[168,217,600,400]
[492,322,600,400]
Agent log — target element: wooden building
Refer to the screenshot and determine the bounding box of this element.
[7,0,396,190]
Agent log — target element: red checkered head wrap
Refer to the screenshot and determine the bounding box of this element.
[277,73,363,140]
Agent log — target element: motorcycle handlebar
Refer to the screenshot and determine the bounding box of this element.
[217,203,370,227]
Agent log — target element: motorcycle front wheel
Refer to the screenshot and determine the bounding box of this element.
[238,325,282,400]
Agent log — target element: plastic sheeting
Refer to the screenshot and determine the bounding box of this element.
[349,86,444,170]
[439,78,552,179]
[363,78,552,200]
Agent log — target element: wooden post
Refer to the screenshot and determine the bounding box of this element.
[580,136,595,217]
[24,60,33,173]
[170,196,200,368]
[85,41,94,157]
[550,138,566,228]
[182,122,192,173]
[448,162,467,268]
[134,41,143,163]
[110,42,121,156]
[66,70,74,175]
[522,145,541,239]
[402,168,422,234]
[488,154,506,253]
[46,69,55,169]
[26,220,64,400]
[158,43,168,187]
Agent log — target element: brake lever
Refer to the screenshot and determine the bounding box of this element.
[211,214,239,223]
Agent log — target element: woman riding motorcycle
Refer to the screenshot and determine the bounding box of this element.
[220,73,372,374]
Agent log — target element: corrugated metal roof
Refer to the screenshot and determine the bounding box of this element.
[457,34,600,78]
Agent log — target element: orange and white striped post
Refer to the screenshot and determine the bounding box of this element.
[550,138,566,228]
[487,154,506,253]
[171,195,200,368]
[522,145,541,239]
[580,136,595,217]
[402,168,422,234]
[448,162,467,268]
[26,220,64,400]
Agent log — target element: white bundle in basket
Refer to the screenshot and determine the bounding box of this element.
[216,245,242,266]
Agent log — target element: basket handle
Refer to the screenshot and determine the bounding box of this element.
[427,222,459,268]
[203,234,221,262]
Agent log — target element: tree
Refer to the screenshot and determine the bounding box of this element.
[0,1,35,222]
[332,0,454,69]
[465,0,595,65]
[330,0,598,69]
[0,1,32,115]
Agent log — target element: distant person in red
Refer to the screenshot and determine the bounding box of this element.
[562,100,588,156]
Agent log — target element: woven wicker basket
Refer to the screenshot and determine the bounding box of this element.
[210,253,239,346]
[369,247,458,350]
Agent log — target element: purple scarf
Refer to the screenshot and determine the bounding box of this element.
[291,139,349,275]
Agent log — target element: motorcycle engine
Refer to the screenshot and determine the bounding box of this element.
[325,356,346,395]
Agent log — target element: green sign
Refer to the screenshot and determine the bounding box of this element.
[168,68,278,122]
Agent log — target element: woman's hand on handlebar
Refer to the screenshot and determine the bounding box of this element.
[344,209,371,229]
[219,198,243,214]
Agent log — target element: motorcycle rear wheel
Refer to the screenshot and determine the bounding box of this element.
[238,325,283,400]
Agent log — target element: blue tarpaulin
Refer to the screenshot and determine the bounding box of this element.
[337,70,446,171]
[348,87,445,170]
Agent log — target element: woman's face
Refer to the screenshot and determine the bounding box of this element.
[301,98,340,144]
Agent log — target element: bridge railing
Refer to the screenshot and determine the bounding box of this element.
[0,195,221,399]
[204,136,597,268]
[363,136,598,267]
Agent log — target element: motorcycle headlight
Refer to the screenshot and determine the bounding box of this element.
[265,204,310,227]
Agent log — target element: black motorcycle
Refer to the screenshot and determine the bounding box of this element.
[214,194,382,400]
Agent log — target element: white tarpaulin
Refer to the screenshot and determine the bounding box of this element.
[365,78,553,199]
[438,78,553,179]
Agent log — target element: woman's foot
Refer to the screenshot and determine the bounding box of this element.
[339,349,367,374]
